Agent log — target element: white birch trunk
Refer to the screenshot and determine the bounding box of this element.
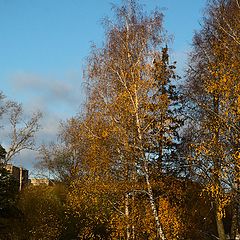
[125,193,130,240]
[134,85,166,240]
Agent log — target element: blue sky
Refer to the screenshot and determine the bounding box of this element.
[0,0,206,173]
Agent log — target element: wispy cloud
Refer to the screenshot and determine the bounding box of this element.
[3,70,85,171]
[9,71,84,108]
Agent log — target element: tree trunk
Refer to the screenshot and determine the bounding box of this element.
[19,167,23,191]
[216,217,227,240]
[230,201,239,240]
[132,191,135,240]
[125,193,130,240]
[134,84,165,240]
[215,202,227,240]
[212,97,226,240]
[143,159,166,240]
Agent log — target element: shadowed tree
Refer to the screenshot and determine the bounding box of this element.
[184,0,240,239]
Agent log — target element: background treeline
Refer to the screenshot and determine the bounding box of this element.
[0,0,239,239]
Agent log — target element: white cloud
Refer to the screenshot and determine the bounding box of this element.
[9,71,84,107]
[2,70,85,171]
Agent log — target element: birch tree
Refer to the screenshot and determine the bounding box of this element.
[0,93,42,164]
[5,102,42,162]
[84,1,182,238]
[184,0,240,239]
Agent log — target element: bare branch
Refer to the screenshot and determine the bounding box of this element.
[5,104,42,162]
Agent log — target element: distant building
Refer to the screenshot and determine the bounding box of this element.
[4,164,29,191]
[30,178,54,186]
[4,164,55,189]
[3,164,55,189]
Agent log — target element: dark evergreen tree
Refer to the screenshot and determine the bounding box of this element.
[147,46,183,177]
[0,145,6,161]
